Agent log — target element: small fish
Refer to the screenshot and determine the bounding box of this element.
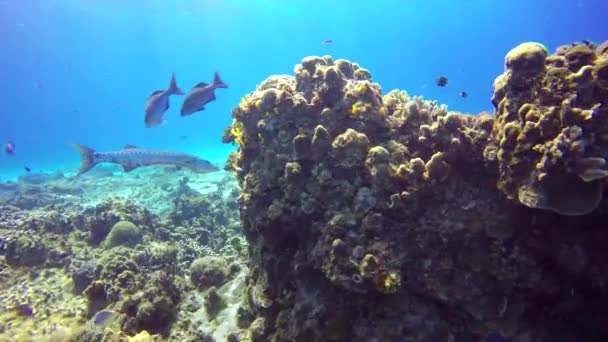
[93,310,114,326]
[485,332,509,342]
[180,72,228,117]
[459,91,468,98]
[4,141,15,155]
[71,143,219,176]
[582,39,595,48]
[144,73,184,128]
[322,39,333,44]
[179,135,188,140]
[24,166,31,172]
[13,303,33,317]
[436,76,448,87]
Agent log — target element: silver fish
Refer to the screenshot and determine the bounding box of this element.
[180,72,228,116]
[71,143,219,176]
[144,73,184,128]
[93,310,114,327]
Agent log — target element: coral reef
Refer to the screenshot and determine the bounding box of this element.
[490,41,608,215]
[223,42,608,341]
[82,199,155,246]
[2,39,608,341]
[0,167,244,341]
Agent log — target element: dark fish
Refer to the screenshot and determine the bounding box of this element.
[322,39,333,44]
[93,310,114,326]
[486,332,509,342]
[459,91,468,98]
[4,141,15,155]
[582,39,595,48]
[180,72,228,117]
[179,135,188,140]
[71,143,219,176]
[144,73,184,128]
[24,166,31,172]
[13,303,33,317]
[436,76,448,87]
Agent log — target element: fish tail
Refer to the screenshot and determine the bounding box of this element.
[168,72,184,95]
[213,71,228,89]
[72,143,98,176]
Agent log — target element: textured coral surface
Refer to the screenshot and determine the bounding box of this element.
[490,41,608,216]
[0,168,245,342]
[225,42,608,341]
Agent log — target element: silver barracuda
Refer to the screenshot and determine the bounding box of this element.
[71,143,219,176]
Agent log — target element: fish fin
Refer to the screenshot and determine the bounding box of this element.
[164,101,169,111]
[123,144,137,150]
[194,82,209,88]
[122,164,137,172]
[168,72,184,95]
[213,71,228,88]
[71,143,98,176]
[149,90,164,97]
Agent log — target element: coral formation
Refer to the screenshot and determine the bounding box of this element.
[223,42,608,341]
[490,41,608,215]
[189,256,230,290]
[104,220,141,248]
[2,39,608,341]
[1,234,48,267]
[0,166,243,341]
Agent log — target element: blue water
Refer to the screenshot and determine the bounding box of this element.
[1,0,607,180]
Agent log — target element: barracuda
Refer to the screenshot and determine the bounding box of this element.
[71,143,219,176]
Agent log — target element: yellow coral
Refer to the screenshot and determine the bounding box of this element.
[238,96,251,112]
[381,271,401,294]
[230,120,245,146]
[228,151,241,178]
[356,82,370,95]
[378,106,387,116]
[351,102,374,118]
[258,133,265,144]
[255,100,262,111]
[351,103,360,117]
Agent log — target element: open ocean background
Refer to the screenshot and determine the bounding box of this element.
[1,0,607,180]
